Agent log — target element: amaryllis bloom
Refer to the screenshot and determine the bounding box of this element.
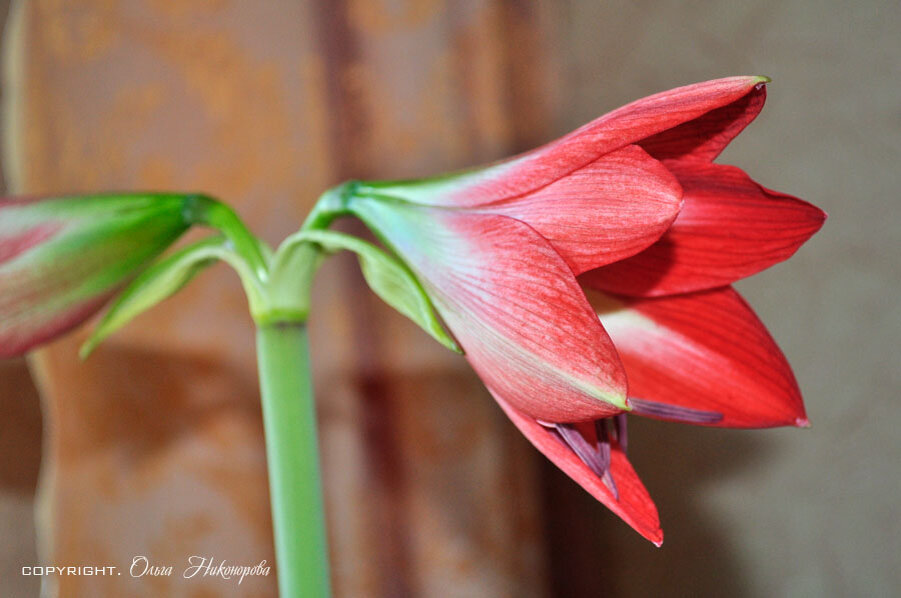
[340,76,825,543]
[0,194,201,357]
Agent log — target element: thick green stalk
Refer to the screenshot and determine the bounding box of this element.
[255,323,331,597]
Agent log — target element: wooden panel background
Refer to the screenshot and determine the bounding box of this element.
[2,1,899,597]
[2,1,554,596]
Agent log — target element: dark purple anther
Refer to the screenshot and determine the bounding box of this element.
[546,422,620,500]
[555,424,607,479]
[593,420,612,473]
[593,419,618,499]
[630,397,724,424]
[614,413,628,454]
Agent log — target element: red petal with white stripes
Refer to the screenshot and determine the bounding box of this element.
[482,145,682,274]
[580,161,826,296]
[640,83,767,162]
[589,286,808,428]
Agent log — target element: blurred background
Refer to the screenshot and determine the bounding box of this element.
[0,1,897,596]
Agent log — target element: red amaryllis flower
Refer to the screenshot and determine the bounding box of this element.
[342,76,825,543]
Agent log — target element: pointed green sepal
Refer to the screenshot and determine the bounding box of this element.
[271,229,461,353]
[80,236,265,358]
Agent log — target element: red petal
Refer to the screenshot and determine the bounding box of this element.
[482,145,682,274]
[494,392,663,545]
[363,76,767,208]
[640,83,767,162]
[351,198,628,421]
[581,161,826,296]
[589,286,808,428]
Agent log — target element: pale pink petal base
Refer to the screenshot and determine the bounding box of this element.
[351,198,629,421]
[0,293,112,358]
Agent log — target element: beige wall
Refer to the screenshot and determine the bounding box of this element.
[1,1,898,596]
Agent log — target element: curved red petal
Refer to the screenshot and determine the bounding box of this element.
[494,392,663,545]
[351,198,628,421]
[363,76,767,208]
[589,286,808,428]
[482,145,682,274]
[581,161,826,296]
[640,83,767,162]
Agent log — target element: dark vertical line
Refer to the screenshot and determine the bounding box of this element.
[498,0,554,152]
[447,2,484,162]
[0,0,12,193]
[309,3,414,596]
[311,0,369,180]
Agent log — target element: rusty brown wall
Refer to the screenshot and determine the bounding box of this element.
[2,1,554,596]
[2,1,899,597]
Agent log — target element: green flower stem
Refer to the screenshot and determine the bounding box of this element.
[301,182,357,231]
[185,194,270,278]
[256,322,331,598]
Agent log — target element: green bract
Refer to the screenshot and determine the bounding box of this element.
[80,236,264,358]
[271,229,460,353]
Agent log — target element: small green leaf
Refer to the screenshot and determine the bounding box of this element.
[80,236,263,358]
[273,230,461,353]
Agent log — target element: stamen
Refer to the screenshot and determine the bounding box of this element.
[555,424,607,479]
[630,397,723,424]
[594,420,611,472]
[613,414,628,454]
[593,420,618,499]
[548,422,620,500]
